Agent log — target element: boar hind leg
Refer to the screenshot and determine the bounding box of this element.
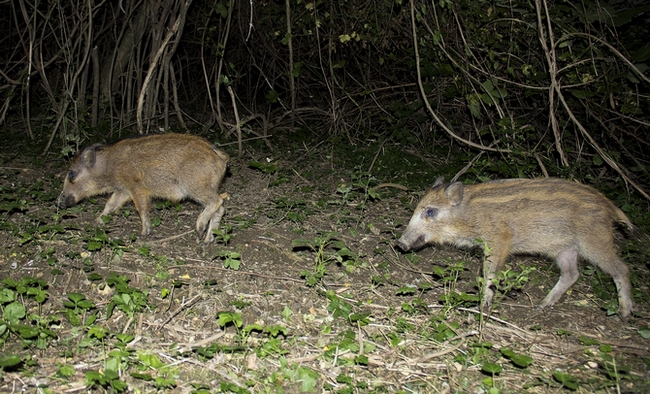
[97,191,132,225]
[586,249,633,318]
[196,196,225,243]
[538,247,580,310]
[130,192,152,236]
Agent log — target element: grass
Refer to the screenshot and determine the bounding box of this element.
[0,138,648,393]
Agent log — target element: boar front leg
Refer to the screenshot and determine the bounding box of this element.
[96,191,132,225]
[480,238,511,311]
[538,247,580,311]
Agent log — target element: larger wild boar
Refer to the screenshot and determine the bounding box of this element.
[396,177,634,317]
[58,133,229,243]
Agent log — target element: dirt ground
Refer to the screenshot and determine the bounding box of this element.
[0,136,649,393]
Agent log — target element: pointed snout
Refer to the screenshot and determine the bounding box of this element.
[395,231,426,252]
[56,193,76,209]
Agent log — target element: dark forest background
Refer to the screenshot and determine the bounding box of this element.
[1,0,649,198]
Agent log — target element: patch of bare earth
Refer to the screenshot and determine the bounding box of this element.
[0,145,648,393]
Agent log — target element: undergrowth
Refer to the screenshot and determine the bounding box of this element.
[0,137,648,393]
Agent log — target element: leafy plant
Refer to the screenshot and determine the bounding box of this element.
[85,368,128,392]
[63,292,97,326]
[212,223,233,244]
[213,250,241,270]
[105,273,150,320]
[293,233,363,286]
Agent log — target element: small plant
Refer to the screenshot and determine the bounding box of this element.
[481,361,503,393]
[82,227,125,259]
[495,265,536,299]
[293,233,362,286]
[553,370,579,390]
[105,273,150,320]
[272,197,312,225]
[500,348,533,369]
[0,277,58,349]
[248,159,277,174]
[213,250,241,270]
[63,292,97,326]
[85,368,128,392]
[322,329,376,367]
[212,223,233,244]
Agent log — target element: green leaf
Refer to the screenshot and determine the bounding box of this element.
[3,302,26,323]
[354,354,369,365]
[138,246,150,256]
[87,273,103,281]
[56,363,75,378]
[281,32,292,45]
[217,312,243,328]
[578,336,600,346]
[592,154,603,166]
[0,288,15,303]
[15,324,39,339]
[243,324,264,334]
[67,292,86,303]
[87,241,102,251]
[553,371,579,390]
[0,354,22,368]
[265,324,288,337]
[281,306,293,320]
[131,372,154,381]
[510,354,533,368]
[396,285,417,295]
[292,62,303,77]
[65,310,82,326]
[296,366,319,392]
[116,334,135,344]
[138,353,166,369]
[637,326,650,339]
[481,362,502,374]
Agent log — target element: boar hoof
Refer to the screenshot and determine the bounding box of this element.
[394,241,409,251]
[618,304,632,319]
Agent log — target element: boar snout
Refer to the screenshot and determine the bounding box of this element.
[56,193,76,209]
[395,232,426,252]
[395,239,410,251]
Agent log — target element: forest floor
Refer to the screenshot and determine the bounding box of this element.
[0,133,649,393]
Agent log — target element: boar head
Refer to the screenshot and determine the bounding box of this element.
[396,177,466,251]
[57,144,104,209]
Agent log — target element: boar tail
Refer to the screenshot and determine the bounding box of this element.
[212,147,230,162]
[614,206,636,235]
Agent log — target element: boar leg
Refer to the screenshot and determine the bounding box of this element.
[481,241,511,311]
[538,247,580,310]
[96,191,132,225]
[196,196,225,243]
[597,257,633,318]
[582,245,633,318]
[130,192,152,236]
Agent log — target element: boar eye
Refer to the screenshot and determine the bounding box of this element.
[67,170,77,182]
[424,208,437,218]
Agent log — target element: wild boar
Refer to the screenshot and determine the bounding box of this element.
[396,177,634,317]
[57,133,229,243]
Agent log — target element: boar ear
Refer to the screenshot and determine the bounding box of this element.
[444,182,464,206]
[431,176,445,189]
[80,144,99,167]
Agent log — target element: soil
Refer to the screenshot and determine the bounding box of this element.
[0,136,649,393]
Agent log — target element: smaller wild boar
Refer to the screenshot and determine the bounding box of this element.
[396,177,634,317]
[58,133,229,243]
